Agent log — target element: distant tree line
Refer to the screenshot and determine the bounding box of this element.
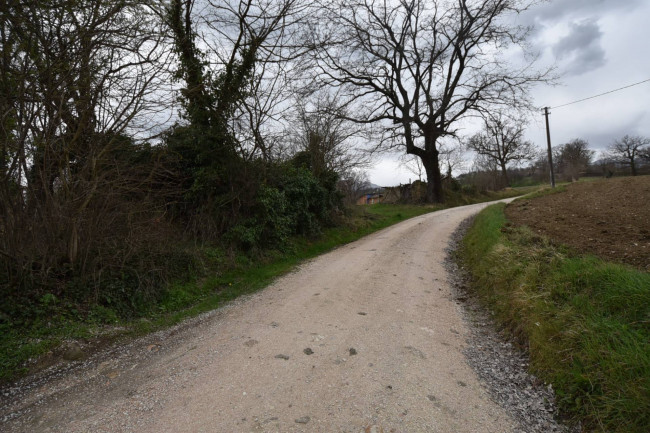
[461,133,650,192]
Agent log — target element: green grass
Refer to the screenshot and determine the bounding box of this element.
[0,187,541,384]
[447,184,542,204]
[521,184,567,199]
[458,203,650,432]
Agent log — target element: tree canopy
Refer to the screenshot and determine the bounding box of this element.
[607,135,649,176]
[313,0,550,202]
[468,112,535,186]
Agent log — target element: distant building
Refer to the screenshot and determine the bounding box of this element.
[356,191,384,205]
[355,185,386,205]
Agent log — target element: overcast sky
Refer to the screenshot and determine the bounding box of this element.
[369,0,650,186]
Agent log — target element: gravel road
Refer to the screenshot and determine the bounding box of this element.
[2,199,558,433]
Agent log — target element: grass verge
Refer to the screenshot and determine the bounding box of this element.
[458,203,650,433]
[0,186,538,385]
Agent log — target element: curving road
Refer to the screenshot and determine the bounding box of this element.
[2,199,518,433]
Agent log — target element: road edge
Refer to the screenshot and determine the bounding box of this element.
[444,214,579,433]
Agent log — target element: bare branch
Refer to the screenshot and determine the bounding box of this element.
[313,0,552,202]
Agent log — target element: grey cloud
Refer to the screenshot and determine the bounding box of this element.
[566,112,647,152]
[516,0,644,40]
[552,20,606,75]
[522,0,644,25]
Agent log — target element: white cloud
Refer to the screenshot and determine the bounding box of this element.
[368,156,412,186]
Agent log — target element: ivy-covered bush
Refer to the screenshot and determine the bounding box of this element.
[227,164,341,250]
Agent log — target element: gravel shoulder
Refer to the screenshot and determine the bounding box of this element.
[2,198,566,433]
[445,217,577,433]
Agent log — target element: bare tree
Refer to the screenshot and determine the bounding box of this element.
[640,146,650,163]
[400,155,426,182]
[529,149,552,182]
[291,91,372,177]
[233,63,293,162]
[439,140,467,179]
[337,169,370,204]
[314,0,549,202]
[555,138,594,181]
[167,0,313,159]
[467,112,535,186]
[607,134,649,176]
[217,1,316,162]
[466,152,500,191]
[164,0,318,228]
[1,0,171,286]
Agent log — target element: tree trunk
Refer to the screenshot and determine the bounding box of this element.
[405,123,443,203]
[500,161,509,187]
[422,155,443,203]
[631,159,637,176]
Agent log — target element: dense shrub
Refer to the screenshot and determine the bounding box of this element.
[460,183,478,196]
[226,164,341,250]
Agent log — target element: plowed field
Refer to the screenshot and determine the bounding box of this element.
[505,176,650,271]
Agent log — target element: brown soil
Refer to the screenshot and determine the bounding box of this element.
[505,176,650,271]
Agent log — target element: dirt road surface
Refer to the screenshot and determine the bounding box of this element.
[2,200,519,433]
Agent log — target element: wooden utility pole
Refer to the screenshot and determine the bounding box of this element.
[543,107,556,188]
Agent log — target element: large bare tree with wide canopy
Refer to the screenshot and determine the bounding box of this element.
[315,0,550,202]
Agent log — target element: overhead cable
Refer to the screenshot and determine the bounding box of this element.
[550,77,650,110]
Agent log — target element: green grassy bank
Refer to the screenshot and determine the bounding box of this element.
[458,203,650,432]
[0,186,536,385]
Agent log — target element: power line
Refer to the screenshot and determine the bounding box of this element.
[550,77,650,110]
